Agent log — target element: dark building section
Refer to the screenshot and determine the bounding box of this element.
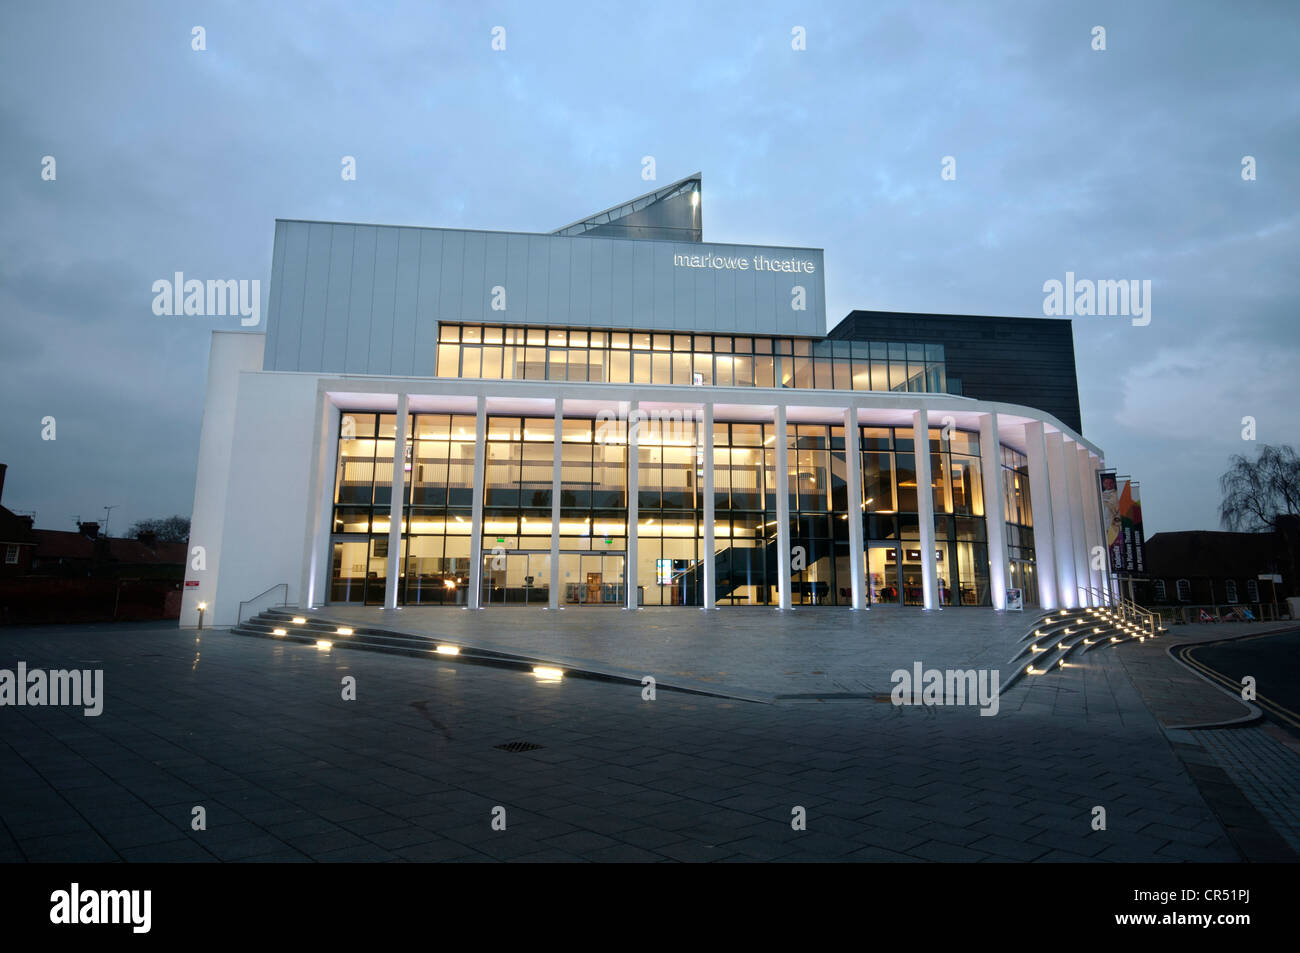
[1135,522,1298,622]
[828,311,1083,433]
[0,463,37,577]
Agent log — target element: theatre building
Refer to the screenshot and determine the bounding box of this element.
[182,174,1111,627]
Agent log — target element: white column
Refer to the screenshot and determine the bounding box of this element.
[383,394,408,609]
[844,406,865,610]
[467,395,487,610]
[303,393,338,609]
[1080,449,1104,605]
[1023,421,1058,610]
[1045,430,1077,608]
[625,402,639,610]
[978,412,1009,610]
[774,404,792,610]
[1065,440,1090,605]
[913,409,939,610]
[702,403,716,609]
[549,402,562,610]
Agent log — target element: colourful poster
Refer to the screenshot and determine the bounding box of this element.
[1126,482,1146,575]
[1098,470,1122,569]
[1098,471,1147,574]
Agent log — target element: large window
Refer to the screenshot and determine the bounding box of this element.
[328,412,478,605]
[330,412,398,604]
[404,413,478,605]
[858,425,990,606]
[712,422,776,605]
[435,323,946,394]
[1001,446,1036,607]
[635,414,702,606]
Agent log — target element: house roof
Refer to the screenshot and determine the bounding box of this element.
[1144,530,1284,579]
[32,530,186,565]
[0,505,36,546]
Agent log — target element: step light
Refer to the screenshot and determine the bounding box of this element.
[435,645,460,655]
[315,640,332,650]
[336,627,353,635]
[272,628,287,636]
[532,666,565,682]
[292,617,306,624]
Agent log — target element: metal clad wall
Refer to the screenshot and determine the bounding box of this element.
[412,230,442,376]
[345,226,377,375]
[393,228,422,377]
[321,224,354,371]
[264,221,288,365]
[299,223,333,371]
[264,221,826,375]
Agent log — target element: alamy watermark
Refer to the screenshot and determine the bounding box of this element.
[50,883,150,933]
[890,662,1000,716]
[0,663,103,716]
[151,272,260,326]
[1042,271,1150,326]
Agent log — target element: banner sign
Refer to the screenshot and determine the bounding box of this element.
[1127,482,1147,575]
[1098,471,1147,575]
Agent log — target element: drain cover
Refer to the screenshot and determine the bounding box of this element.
[494,741,544,752]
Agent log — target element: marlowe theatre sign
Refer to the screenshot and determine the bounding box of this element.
[673,251,817,274]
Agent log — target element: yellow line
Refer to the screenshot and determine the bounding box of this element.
[1178,644,1300,729]
[1182,641,1300,722]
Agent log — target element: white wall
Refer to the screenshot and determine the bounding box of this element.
[181,332,265,628]
[208,372,321,627]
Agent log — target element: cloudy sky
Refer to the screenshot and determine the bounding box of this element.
[1,0,1296,538]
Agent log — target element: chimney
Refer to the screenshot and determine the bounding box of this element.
[138,530,158,548]
[79,521,100,539]
[0,462,6,503]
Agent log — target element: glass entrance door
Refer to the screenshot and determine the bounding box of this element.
[559,553,625,605]
[481,551,550,606]
[866,544,901,605]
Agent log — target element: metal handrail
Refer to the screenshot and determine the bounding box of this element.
[1079,583,1163,636]
[237,582,290,625]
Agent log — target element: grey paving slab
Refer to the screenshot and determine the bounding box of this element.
[0,620,1257,862]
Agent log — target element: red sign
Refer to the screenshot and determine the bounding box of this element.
[185,580,200,588]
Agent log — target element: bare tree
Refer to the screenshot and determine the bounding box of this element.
[128,515,192,543]
[1219,444,1300,531]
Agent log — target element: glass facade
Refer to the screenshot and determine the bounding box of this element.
[331,412,477,605]
[1001,446,1037,607]
[859,426,990,607]
[326,413,1020,609]
[435,323,946,393]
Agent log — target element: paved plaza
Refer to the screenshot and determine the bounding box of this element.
[0,613,1296,862]
[317,604,1037,700]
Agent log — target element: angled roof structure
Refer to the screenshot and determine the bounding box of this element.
[552,173,702,242]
